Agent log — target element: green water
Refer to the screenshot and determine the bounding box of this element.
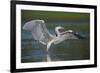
[21,39,90,63]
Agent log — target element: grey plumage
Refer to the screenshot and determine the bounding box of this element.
[23,19,53,45]
[23,19,85,50]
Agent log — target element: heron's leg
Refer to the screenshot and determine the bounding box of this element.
[46,40,54,52]
[46,43,51,52]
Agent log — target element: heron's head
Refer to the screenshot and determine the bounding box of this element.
[56,26,64,30]
[23,19,44,31]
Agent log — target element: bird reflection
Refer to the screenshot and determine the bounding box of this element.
[46,53,51,62]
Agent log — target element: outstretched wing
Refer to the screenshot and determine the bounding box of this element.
[61,30,85,39]
[23,19,53,45]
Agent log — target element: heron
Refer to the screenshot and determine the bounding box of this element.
[23,19,85,53]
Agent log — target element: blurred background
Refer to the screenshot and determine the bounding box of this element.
[21,10,90,63]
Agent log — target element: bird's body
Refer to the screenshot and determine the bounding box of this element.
[23,19,85,52]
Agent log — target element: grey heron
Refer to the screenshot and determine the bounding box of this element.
[23,19,85,52]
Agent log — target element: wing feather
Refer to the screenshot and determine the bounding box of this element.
[61,30,85,39]
[23,20,53,45]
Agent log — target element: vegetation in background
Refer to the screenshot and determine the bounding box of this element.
[21,10,90,32]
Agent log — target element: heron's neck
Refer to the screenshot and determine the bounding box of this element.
[55,28,60,37]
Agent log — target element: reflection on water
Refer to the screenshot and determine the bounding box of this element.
[46,54,51,62]
[21,33,90,63]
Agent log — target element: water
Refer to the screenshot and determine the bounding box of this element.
[21,22,90,63]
